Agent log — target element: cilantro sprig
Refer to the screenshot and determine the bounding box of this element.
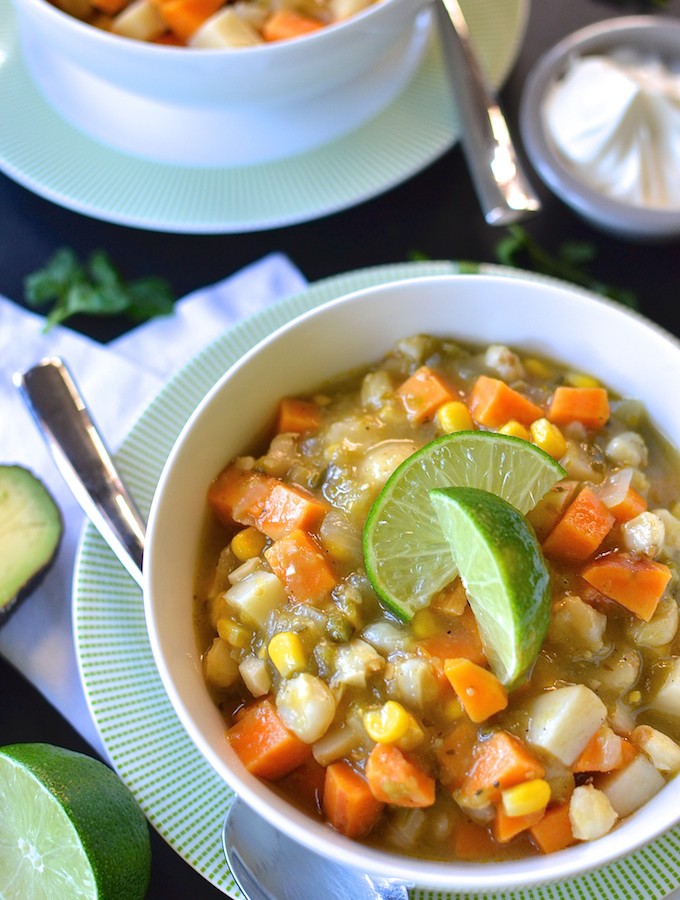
[24,248,175,332]
[495,226,639,309]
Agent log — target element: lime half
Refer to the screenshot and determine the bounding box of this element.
[0,743,151,899]
[430,486,551,687]
[363,430,565,621]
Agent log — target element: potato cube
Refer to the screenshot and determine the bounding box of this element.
[596,752,665,818]
[526,684,606,765]
[650,657,680,718]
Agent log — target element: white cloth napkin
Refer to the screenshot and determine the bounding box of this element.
[0,253,307,758]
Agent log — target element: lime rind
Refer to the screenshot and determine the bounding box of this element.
[363,430,565,621]
[429,486,552,687]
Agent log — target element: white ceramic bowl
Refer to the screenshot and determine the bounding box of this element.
[144,273,680,891]
[10,0,431,166]
[520,16,680,241]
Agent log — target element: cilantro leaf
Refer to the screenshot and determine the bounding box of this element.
[24,248,175,332]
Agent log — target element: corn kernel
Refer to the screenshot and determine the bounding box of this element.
[524,357,553,380]
[498,420,531,441]
[231,526,266,561]
[628,690,642,705]
[435,400,474,434]
[411,608,441,639]
[565,371,600,389]
[364,701,413,744]
[530,418,567,459]
[216,617,251,649]
[501,778,551,818]
[268,631,306,677]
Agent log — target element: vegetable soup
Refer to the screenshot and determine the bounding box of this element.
[49,0,378,47]
[194,334,680,861]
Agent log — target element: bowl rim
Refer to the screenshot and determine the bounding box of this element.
[519,14,680,230]
[13,0,409,57]
[144,271,680,891]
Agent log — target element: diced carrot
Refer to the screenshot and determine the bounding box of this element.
[541,487,615,563]
[436,718,478,790]
[582,551,672,622]
[468,376,544,429]
[493,804,545,843]
[208,465,328,539]
[417,605,487,667]
[526,480,580,541]
[365,744,436,808]
[608,485,648,523]
[548,386,610,430]
[443,658,508,723]
[227,698,312,780]
[279,757,327,811]
[265,529,338,603]
[396,366,458,423]
[323,761,385,839]
[572,725,637,773]
[458,731,545,807]
[156,0,224,40]
[258,481,328,539]
[453,819,499,861]
[529,803,576,854]
[276,397,321,435]
[262,8,323,41]
[208,466,275,528]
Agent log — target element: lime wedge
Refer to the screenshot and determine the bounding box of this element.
[0,743,151,899]
[430,486,551,687]
[363,430,565,621]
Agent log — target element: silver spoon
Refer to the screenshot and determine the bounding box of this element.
[435,0,541,225]
[15,356,412,900]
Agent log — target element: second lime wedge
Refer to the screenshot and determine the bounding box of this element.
[363,430,565,621]
[429,486,551,687]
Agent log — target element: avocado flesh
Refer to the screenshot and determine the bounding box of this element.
[0,465,63,622]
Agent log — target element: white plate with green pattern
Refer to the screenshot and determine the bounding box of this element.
[0,0,526,234]
[73,261,680,899]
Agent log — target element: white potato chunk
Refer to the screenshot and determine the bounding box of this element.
[632,725,680,774]
[238,655,271,698]
[276,673,337,743]
[596,752,665,818]
[589,649,641,697]
[649,658,680,718]
[190,7,264,47]
[526,684,606,765]
[313,715,365,766]
[224,570,286,628]
[605,432,648,468]
[621,511,666,558]
[569,784,618,841]
[203,638,240,690]
[112,0,166,40]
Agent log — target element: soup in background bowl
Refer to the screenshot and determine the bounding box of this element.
[144,273,680,891]
[10,0,430,165]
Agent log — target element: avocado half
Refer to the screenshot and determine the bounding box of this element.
[0,465,63,623]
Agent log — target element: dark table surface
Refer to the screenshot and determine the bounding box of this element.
[2,0,680,896]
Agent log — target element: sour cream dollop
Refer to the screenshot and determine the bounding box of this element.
[542,49,680,210]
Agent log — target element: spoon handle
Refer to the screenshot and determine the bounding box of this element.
[436,0,541,225]
[14,357,145,586]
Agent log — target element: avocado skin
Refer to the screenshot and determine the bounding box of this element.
[0,465,64,625]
